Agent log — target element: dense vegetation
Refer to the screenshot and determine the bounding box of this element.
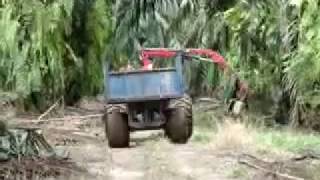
[0,0,111,110]
[1,0,320,128]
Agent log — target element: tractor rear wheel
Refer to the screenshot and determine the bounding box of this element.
[165,95,193,143]
[105,110,129,148]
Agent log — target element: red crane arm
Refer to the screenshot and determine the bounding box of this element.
[140,48,177,69]
[186,48,227,70]
[139,48,249,102]
[140,48,227,70]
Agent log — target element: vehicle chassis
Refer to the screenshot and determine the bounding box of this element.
[103,52,193,148]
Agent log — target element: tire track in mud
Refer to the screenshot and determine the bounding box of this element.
[165,145,237,180]
[106,131,237,180]
[108,146,145,180]
[143,141,233,180]
[142,139,185,180]
[107,131,193,180]
[107,131,163,180]
[143,134,239,180]
[48,124,238,180]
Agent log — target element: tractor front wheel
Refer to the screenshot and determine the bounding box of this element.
[105,110,129,148]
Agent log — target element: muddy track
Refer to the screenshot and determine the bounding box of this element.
[5,106,242,180]
[5,99,320,180]
[9,113,317,180]
[55,127,239,180]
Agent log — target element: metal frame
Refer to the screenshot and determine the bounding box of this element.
[127,101,167,130]
[104,53,186,130]
[105,53,186,104]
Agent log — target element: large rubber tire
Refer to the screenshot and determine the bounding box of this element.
[165,95,193,143]
[105,110,129,148]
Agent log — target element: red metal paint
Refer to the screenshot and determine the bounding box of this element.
[139,48,248,101]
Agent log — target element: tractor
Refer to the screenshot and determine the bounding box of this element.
[103,48,247,148]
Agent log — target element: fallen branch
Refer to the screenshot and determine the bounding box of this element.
[290,150,320,161]
[239,159,304,180]
[38,97,63,121]
[21,114,104,123]
[196,104,222,112]
[196,97,221,103]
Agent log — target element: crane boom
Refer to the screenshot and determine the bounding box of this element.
[139,48,248,103]
[140,48,227,70]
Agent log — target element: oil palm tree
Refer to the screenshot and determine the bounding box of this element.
[0,0,112,110]
[113,0,320,127]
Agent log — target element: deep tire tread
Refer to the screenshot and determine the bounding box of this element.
[165,94,193,144]
[105,110,129,148]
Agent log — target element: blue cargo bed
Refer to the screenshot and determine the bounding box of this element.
[106,68,184,103]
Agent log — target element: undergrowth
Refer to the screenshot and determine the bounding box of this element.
[255,129,320,153]
[193,107,320,153]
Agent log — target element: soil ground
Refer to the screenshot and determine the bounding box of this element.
[4,99,319,180]
[37,118,242,180]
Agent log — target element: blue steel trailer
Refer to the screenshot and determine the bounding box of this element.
[103,53,192,148]
[107,68,185,103]
[105,54,185,103]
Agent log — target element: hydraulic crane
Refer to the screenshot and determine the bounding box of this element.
[103,48,248,148]
[139,48,248,102]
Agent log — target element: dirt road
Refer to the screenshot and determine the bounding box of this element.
[4,97,320,180]
[8,101,319,180]
[35,117,241,180]
[73,133,240,180]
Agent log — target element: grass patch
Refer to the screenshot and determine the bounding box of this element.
[193,110,219,130]
[206,120,320,154]
[255,129,320,153]
[227,167,249,180]
[193,107,320,154]
[191,128,212,143]
[212,121,254,151]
